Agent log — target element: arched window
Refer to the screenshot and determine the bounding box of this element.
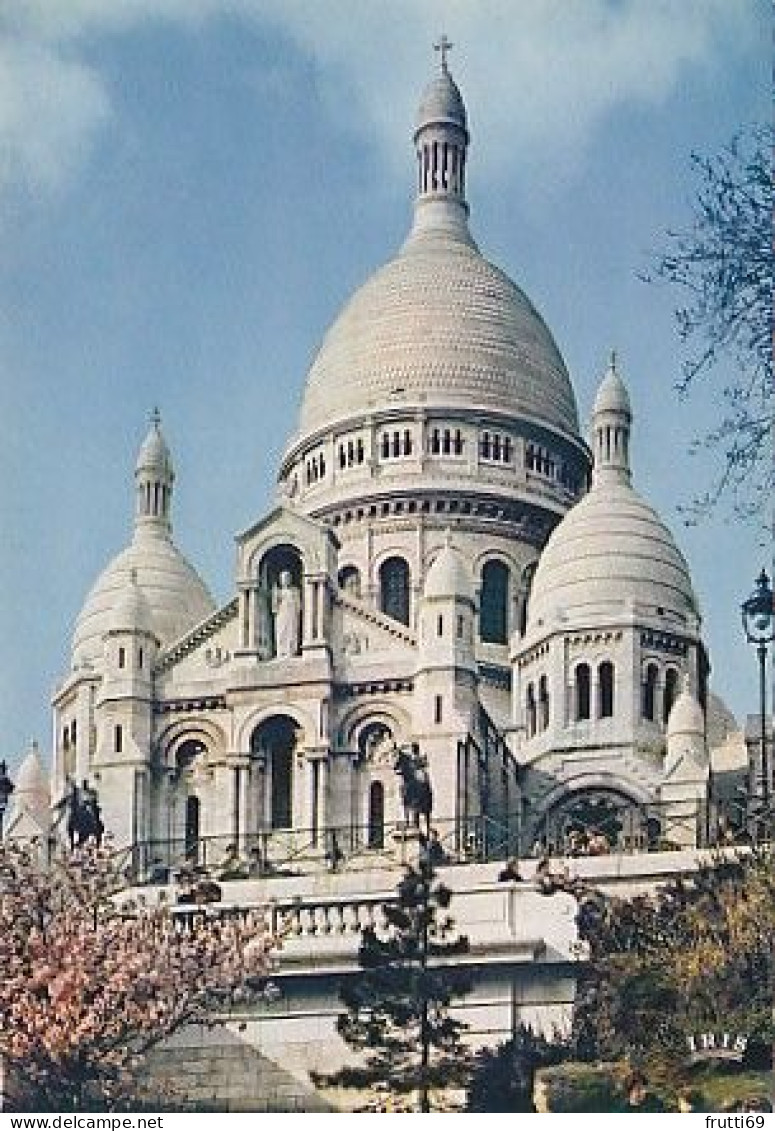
[663,668,679,724]
[642,663,658,720]
[526,683,537,738]
[480,560,509,644]
[575,663,591,721]
[338,565,361,598]
[538,675,550,731]
[598,661,615,718]
[379,557,410,625]
[367,781,385,849]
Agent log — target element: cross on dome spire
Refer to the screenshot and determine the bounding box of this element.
[434,34,453,73]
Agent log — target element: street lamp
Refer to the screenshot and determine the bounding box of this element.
[0,760,14,841]
[742,569,774,828]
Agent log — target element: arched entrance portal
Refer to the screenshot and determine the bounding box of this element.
[250,715,300,830]
[536,788,660,855]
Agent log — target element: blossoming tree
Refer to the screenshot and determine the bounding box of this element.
[0,841,279,1111]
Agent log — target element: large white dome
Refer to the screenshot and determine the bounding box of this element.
[292,62,579,452]
[72,529,215,667]
[297,227,579,443]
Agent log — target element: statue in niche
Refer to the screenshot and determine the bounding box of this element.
[273,570,301,658]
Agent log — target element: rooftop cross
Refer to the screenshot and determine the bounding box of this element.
[150,406,161,429]
[434,34,453,73]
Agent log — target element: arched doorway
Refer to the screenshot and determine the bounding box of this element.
[250,715,300,830]
[536,788,657,855]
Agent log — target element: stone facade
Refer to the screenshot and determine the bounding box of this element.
[42,59,720,870]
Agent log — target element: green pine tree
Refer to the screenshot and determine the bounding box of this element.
[318,848,474,1112]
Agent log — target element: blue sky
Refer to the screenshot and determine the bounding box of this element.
[0,0,770,772]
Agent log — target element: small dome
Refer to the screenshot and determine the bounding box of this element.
[15,742,49,801]
[72,531,215,667]
[424,542,473,600]
[667,677,705,738]
[526,483,699,632]
[416,69,467,133]
[593,356,631,417]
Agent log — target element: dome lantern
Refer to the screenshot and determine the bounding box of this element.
[413,37,470,224]
[135,408,174,534]
[592,352,632,487]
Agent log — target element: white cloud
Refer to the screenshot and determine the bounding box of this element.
[0,37,110,197]
[0,0,761,199]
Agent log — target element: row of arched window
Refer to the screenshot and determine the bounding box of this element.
[573,661,615,721]
[418,139,465,196]
[381,430,413,459]
[525,443,555,478]
[337,554,514,641]
[526,661,616,735]
[525,661,686,737]
[480,431,513,462]
[525,676,550,737]
[642,664,680,724]
[429,427,464,456]
[136,480,170,519]
[338,437,365,468]
[305,451,326,484]
[297,430,581,495]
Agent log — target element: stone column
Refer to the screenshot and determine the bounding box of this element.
[303,579,316,647]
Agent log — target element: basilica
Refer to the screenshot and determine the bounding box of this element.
[9,54,724,870]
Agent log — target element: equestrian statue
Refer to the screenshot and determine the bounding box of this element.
[54,778,105,849]
[393,743,433,835]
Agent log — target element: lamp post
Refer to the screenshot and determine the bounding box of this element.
[0,760,14,841]
[742,569,774,833]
